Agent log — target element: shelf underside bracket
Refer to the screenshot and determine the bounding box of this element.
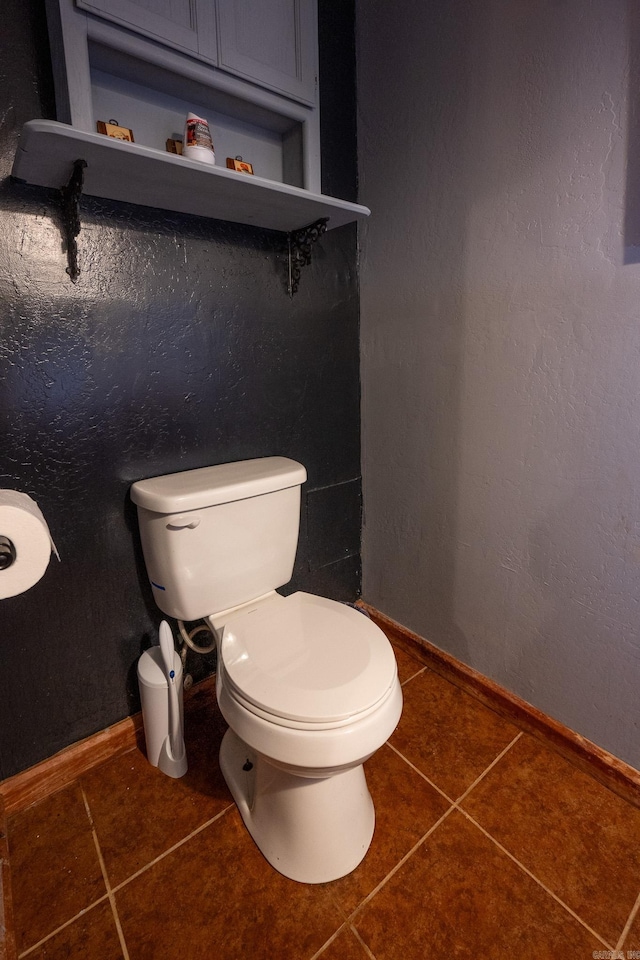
[60,158,87,283]
[287,217,328,297]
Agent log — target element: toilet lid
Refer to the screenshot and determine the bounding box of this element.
[220,593,397,724]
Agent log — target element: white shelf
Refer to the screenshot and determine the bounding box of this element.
[12,120,370,234]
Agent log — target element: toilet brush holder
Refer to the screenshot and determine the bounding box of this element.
[137,646,187,778]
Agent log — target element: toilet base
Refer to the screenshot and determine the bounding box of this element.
[219,728,375,883]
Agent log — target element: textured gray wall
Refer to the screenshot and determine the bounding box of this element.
[358,0,640,767]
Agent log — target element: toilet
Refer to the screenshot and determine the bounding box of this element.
[130,457,403,883]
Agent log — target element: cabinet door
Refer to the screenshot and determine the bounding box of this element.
[216,0,316,105]
[75,0,217,62]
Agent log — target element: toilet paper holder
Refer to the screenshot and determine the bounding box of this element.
[0,536,16,571]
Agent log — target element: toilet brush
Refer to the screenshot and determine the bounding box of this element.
[157,620,188,779]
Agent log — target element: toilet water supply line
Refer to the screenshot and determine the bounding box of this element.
[176,618,216,689]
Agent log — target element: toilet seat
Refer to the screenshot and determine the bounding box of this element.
[222,669,398,732]
[219,592,397,727]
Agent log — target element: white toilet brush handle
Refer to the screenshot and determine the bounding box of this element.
[159,620,186,762]
[159,620,175,681]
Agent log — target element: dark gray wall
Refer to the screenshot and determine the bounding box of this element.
[358,0,640,769]
[0,0,360,779]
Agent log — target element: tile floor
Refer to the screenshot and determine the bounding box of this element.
[3,637,640,960]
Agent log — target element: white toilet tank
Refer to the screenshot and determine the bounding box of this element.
[131,457,307,622]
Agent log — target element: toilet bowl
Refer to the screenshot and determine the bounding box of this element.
[131,457,403,883]
[211,591,402,882]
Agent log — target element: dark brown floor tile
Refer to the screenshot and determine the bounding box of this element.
[389,669,520,798]
[25,901,123,959]
[460,734,640,946]
[329,744,450,917]
[391,643,425,684]
[116,807,344,960]
[316,924,374,960]
[82,696,233,888]
[353,810,602,959]
[622,901,640,950]
[6,785,106,954]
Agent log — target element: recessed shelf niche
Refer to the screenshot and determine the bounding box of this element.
[88,40,304,188]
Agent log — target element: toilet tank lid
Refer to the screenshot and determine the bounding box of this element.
[131,457,307,513]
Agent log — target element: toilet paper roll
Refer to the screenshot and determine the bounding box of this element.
[0,491,59,600]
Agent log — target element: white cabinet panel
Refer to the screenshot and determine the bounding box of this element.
[75,0,217,62]
[216,0,316,105]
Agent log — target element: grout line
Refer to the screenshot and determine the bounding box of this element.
[453,731,524,805]
[17,798,235,958]
[111,802,235,894]
[616,888,640,951]
[81,787,131,960]
[384,743,456,804]
[385,730,524,810]
[350,923,378,959]
[17,896,111,957]
[347,805,457,924]
[308,922,348,960]
[378,609,640,812]
[383,734,616,951]
[457,807,614,950]
[309,921,379,960]
[400,666,426,686]
[92,838,131,960]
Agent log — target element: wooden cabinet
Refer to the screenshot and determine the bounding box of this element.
[74,0,315,105]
